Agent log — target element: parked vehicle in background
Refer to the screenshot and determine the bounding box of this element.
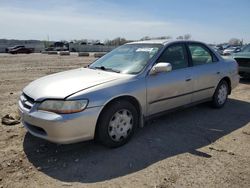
[9,46,34,54]
[222,44,231,50]
[44,47,54,51]
[209,45,223,55]
[45,42,69,52]
[233,44,250,78]
[223,46,241,56]
[5,45,25,53]
[19,40,239,148]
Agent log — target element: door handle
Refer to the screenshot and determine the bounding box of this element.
[185,78,192,82]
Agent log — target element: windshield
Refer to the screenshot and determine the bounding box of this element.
[89,44,163,74]
[242,45,250,52]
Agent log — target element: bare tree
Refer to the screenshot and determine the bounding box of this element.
[140,36,151,41]
[184,34,192,40]
[176,36,184,40]
[165,36,173,40]
[104,37,130,46]
[176,34,191,40]
[155,36,172,40]
[229,38,241,46]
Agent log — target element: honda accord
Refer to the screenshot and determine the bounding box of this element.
[19,40,239,147]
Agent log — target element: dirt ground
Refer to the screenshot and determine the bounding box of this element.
[0,53,249,188]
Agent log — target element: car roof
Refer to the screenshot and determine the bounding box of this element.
[128,39,170,45]
[127,39,205,46]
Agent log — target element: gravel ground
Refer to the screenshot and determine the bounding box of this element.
[0,53,249,188]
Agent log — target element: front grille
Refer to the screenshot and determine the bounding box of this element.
[20,93,35,110]
[235,58,250,67]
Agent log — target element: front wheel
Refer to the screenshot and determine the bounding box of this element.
[96,100,138,148]
[212,80,229,108]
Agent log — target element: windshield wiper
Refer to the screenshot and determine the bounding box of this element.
[94,66,120,73]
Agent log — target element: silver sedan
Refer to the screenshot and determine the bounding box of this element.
[19,40,239,147]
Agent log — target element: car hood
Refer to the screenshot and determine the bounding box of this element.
[23,68,128,101]
[233,52,250,58]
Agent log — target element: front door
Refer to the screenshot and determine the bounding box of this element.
[146,43,194,116]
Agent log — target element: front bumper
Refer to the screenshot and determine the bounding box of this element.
[19,100,102,144]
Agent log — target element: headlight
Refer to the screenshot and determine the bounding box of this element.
[38,100,88,114]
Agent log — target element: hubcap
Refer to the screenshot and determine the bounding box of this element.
[217,84,228,105]
[108,109,133,142]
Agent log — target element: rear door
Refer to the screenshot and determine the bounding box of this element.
[186,42,221,102]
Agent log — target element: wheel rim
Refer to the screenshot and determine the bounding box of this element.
[108,109,133,142]
[217,84,228,105]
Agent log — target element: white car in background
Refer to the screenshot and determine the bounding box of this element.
[223,47,241,56]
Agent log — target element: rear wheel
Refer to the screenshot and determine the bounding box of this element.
[96,100,138,148]
[212,80,229,108]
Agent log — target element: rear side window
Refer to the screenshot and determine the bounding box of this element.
[158,44,188,70]
[188,44,216,66]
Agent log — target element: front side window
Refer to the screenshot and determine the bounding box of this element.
[89,44,163,74]
[188,44,214,66]
[158,44,188,70]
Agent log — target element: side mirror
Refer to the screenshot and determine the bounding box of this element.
[149,62,172,75]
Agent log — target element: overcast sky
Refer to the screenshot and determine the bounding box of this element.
[0,0,249,43]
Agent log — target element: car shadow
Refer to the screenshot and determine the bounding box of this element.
[23,98,250,183]
[240,77,250,84]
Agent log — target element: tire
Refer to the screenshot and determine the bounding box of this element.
[212,80,229,108]
[96,100,139,148]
